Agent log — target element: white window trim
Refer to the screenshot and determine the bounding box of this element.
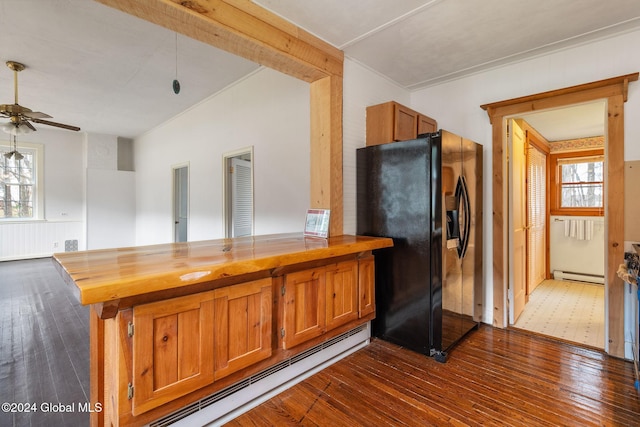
[0,140,44,221]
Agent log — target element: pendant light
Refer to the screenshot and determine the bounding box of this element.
[172,32,181,94]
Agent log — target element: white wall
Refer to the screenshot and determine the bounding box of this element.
[408,27,640,325]
[85,133,136,250]
[0,128,86,260]
[133,68,310,245]
[549,216,605,278]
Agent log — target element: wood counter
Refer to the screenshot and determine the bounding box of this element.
[54,233,392,317]
[53,233,392,426]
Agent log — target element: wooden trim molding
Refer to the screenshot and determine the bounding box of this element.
[95,0,345,236]
[481,73,638,358]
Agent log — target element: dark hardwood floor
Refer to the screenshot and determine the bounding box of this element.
[227,328,640,427]
[0,258,89,427]
[2,258,639,426]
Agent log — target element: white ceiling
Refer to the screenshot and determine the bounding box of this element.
[2,0,640,140]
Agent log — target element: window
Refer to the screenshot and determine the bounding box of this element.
[550,149,604,216]
[0,141,43,219]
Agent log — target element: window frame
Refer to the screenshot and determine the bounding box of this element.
[549,148,604,216]
[0,140,44,221]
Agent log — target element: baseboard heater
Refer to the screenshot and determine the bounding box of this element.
[148,323,370,427]
[553,270,604,284]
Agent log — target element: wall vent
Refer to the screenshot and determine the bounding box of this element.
[64,240,78,252]
[149,324,369,427]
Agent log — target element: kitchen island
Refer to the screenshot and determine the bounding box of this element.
[53,233,392,426]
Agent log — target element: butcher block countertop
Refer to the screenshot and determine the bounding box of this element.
[53,233,393,307]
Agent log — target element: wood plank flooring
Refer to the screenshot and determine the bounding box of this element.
[227,328,640,426]
[0,258,89,427]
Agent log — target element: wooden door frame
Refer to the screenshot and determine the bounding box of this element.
[96,0,345,236]
[481,73,638,358]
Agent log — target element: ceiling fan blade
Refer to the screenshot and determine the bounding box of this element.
[22,110,52,119]
[24,120,37,131]
[31,118,80,132]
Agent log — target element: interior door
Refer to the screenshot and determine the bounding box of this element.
[173,165,188,242]
[527,141,547,294]
[230,157,253,237]
[509,119,527,324]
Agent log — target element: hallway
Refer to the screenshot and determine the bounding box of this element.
[513,279,604,348]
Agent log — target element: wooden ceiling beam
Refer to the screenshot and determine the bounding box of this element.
[95,0,343,82]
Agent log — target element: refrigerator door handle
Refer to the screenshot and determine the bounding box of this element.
[456,176,471,259]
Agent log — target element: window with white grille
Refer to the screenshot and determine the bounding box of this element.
[0,141,42,219]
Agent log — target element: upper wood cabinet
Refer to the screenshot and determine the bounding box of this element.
[418,113,438,135]
[366,101,437,146]
[132,291,215,415]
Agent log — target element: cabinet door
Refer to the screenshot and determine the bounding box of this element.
[214,279,272,380]
[325,260,358,330]
[418,114,437,135]
[358,256,376,318]
[132,292,214,415]
[394,103,418,141]
[282,268,326,349]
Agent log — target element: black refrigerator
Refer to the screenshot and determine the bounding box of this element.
[356,130,483,362]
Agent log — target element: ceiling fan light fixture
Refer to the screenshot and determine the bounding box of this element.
[1,121,33,135]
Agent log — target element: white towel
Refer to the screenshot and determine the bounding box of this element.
[576,220,585,240]
[583,220,594,241]
[563,219,594,240]
[564,219,579,238]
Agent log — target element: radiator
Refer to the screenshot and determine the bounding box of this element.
[552,270,604,284]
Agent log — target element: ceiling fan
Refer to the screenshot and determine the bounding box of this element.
[1,60,80,134]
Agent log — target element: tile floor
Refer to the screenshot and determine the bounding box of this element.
[513,279,605,348]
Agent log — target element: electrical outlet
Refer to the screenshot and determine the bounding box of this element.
[53,242,59,248]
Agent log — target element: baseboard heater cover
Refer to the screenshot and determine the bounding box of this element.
[148,323,370,427]
[553,270,604,284]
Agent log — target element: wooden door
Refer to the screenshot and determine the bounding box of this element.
[510,119,527,324]
[214,278,272,380]
[358,255,375,318]
[132,291,215,415]
[527,142,547,294]
[325,260,358,330]
[281,268,326,349]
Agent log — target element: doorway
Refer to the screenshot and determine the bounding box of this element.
[173,163,189,242]
[507,107,606,348]
[480,73,636,357]
[223,147,254,238]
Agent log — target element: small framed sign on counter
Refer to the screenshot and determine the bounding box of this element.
[304,209,330,238]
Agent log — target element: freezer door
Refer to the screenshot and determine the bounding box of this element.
[356,138,441,355]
